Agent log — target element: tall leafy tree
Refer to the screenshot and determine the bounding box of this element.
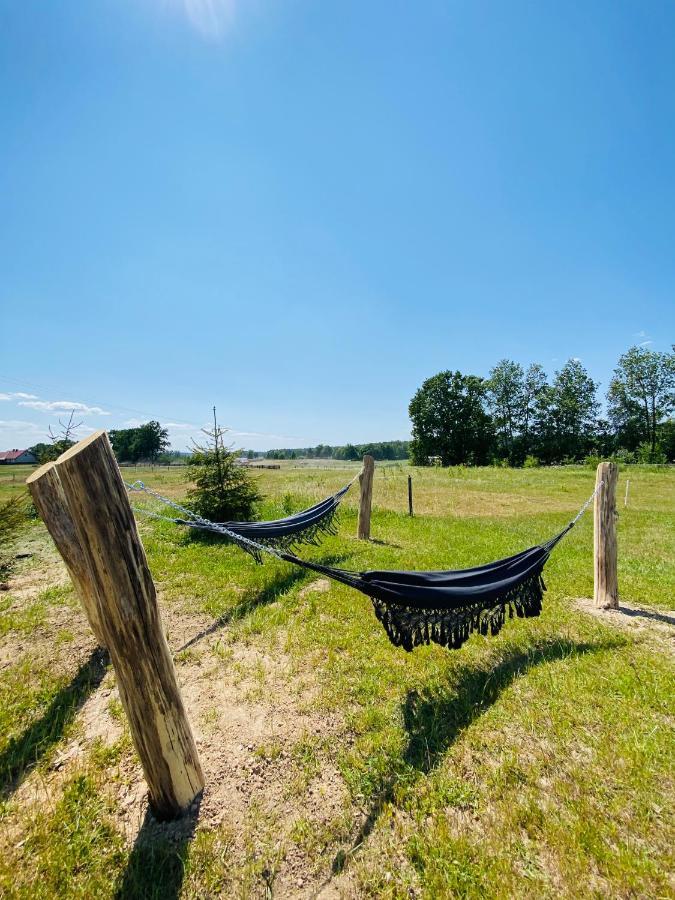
[546,359,599,461]
[109,421,169,462]
[487,359,525,463]
[409,371,493,466]
[521,363,549,457]
[607,345,675,453]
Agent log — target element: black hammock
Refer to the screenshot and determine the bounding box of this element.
[128,479,355,561]
[129,480,595,653]
[274,526,571,651]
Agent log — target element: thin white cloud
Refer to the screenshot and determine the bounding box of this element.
[0,392,38,401]
[165,0,237,39]
[19,400,110,416]
[231,430,304,441]
[165,422,197,430]
[0,419,42,433]
[633,330,648,338]
[638,340,653,347]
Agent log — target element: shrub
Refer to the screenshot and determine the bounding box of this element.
[523,455,540,468]
[0,494,28,543]
[186,412,261,522]
[635,442,667,465]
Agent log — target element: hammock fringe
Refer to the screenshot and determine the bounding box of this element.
[227,503,342,564]
[371,569,546,652]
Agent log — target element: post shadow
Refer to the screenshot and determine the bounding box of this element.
[177,554,351,653]
[0,646,109,797]
[114,793,202,900]
[332,635,627,873]
[612,605,675,627]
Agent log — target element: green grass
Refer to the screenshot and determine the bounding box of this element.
[0,462,673,897]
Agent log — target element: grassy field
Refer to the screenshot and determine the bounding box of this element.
[0,461,673,898]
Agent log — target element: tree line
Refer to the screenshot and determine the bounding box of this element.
[409,346,675,467]
[264,440,410,461]
[29,420,174,465]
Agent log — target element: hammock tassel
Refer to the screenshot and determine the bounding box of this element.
[371,565,547,652]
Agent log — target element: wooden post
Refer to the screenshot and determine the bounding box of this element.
[594,461,619,609]
[357,455,375,540]
[26,462,107,647]
[27,431,204,819]
[408,474,413,517]
[624,478,630,508]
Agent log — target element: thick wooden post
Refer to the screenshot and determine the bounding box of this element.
[27,431,204,819]
[357,455,375,540]
[26,462,107,646]
[594,461,619,609]
[408,474,414,517]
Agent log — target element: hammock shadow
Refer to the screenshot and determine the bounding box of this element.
[332,635,625,874]
[176,554,351,654]
[0,646,109,799]
[114,793,202,900]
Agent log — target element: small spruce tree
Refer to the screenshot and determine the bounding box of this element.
[186,408,261,522]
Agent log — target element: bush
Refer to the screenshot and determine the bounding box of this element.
[523,455,540,468]
[635,442,667,465]
[0,494,29,543]
[186,413,261,523]
[187,450,261,523]
[612,448,637,465]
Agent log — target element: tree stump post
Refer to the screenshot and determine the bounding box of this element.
[27,431,204,819]
[26,462,107,646]
[357,455,375,540]
[594,461,619,609]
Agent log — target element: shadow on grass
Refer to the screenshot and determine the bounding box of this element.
[613,605,675,627]
[332,635,626,874]
[0,646,109,798]
[176,554,351,654]
[115,795,202,900]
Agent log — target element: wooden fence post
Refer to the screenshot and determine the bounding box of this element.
[594,461,619,609]
[26,462,107,647]
[357,455,375,540]
[408,474,414,517]
[27,431,204,819]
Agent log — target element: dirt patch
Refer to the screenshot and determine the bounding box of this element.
[575,598,675,657]
[299,578,331,599]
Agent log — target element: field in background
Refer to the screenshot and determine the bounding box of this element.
[0,461,673,897]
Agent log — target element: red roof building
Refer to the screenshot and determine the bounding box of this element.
[0,448,37,464]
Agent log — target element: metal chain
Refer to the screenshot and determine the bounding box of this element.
[127,474,602,564]
[125,469,363,561]
[569,480,603,527]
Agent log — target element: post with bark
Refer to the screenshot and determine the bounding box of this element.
[357,454,375,540]
[27,430,204,819]
[594,461,619,609]
[26,462,107,646]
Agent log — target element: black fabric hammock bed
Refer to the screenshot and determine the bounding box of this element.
[276,526,571,651]
[128,478,594,653]
[128,479,355,561]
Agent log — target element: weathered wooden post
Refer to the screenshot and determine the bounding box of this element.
[27,431,204,819]
[408,474,414,517]
[624,478,630,508]
[26,462,107,646]
[594,461,619,609]
[357,454,375,540]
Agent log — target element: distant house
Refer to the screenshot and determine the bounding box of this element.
[0,448,37,465]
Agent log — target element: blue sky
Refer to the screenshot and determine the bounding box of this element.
[1,1,674,452]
